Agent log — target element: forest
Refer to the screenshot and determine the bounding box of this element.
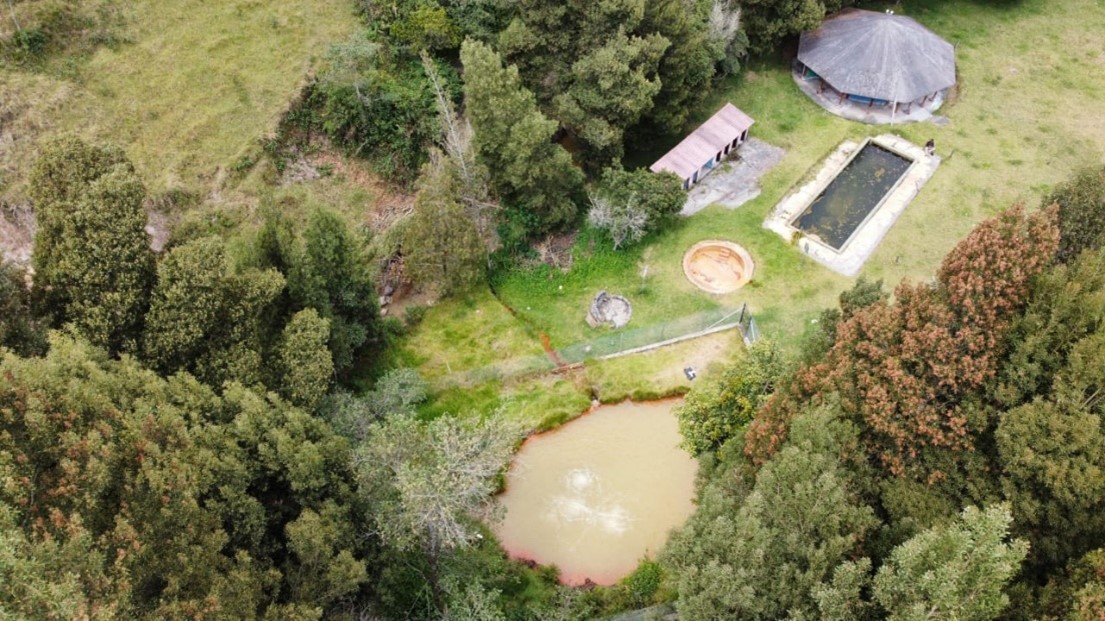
[2,0,1105,619]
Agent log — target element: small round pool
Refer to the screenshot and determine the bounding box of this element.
[682,240,755,293]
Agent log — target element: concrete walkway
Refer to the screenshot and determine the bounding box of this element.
[680,138,786,216]
[793,69,949,125]
[763,134,941,277]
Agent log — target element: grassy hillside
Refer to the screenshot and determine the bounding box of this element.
[0,0,355,203]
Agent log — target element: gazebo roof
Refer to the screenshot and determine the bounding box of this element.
[650,103,754,180]
[798,8,955,103]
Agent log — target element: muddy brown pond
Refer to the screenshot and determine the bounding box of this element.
[493,400,698,585]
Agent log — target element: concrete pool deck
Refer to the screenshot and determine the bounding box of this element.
[763,134,940,277]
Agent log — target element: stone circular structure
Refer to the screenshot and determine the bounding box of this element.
[682,240,755,294]
[586,291,632,328]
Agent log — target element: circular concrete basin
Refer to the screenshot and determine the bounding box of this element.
[682,240,755,294]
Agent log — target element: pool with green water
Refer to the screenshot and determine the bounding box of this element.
[794,142,912,250]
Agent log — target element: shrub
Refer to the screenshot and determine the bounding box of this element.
[588,167,685,250]
[305,34,442,183]
[676,340,785,454]
[12,29,48,58]
[1047,164,1105,263]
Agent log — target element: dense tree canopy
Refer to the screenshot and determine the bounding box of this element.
[245,207,383,385]
[587,166,686,250]
[460,39,584,238]
[873,506,1028,621]
[1046,164,1105,263]
[277,308,335,409]
[353,412,518,613]
[143,236,284,388]
[289,208,382,380]
[553,29,668,166]
[993,246,1105,569]
[746,206,1060,480]
[0,335,368,618]
[670,178,1105,621]
[402,155,486,296]
[675,340,784,454]
[740,0,854,55]
[665,407,877,620]
[29,137,154,355]
[0,262,46,356]
[643,0,737,131]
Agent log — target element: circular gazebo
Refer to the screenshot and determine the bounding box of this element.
[796,9,956,121]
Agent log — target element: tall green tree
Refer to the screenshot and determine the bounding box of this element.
[277,308,334,409]
[0,262,46,356]
[636,0,727,133]
[29,136,154,354]
[998,398,1105,571]
[289,208,381,379]
[739,0,852,55]
[1046,164,1105,263]
[873,505,1029,621]
[665,408,878,620]
[421,51,495,247]
[496,0,662,102]
[993,247,1105,570]
[553,29,668,165]
[497,0,730,148]
[460,39,583,237]
[353,412,518,613]
[143,237,284,388]
[676,340,785,454]
[402,155,486,296]
[587,166,686,250]
[201,382,368,614]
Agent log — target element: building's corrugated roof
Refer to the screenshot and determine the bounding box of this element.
[798,8,955,103]
[650,103,754,180]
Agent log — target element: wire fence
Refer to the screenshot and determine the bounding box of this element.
[558,306,748,363]
[436,305,759,388]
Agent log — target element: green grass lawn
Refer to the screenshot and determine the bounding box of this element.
[491,64,861,352]
[396,287,549,383]
[0,0,355,203]
[407,0,1105,423]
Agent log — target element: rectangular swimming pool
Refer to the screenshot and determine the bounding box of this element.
[792,142,912,250]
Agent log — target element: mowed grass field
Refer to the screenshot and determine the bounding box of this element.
[406,0,1105,424]
[0,0,355,202]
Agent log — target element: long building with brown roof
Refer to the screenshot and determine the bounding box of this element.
[650,103,754,190]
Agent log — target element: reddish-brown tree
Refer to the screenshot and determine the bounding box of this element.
[746,206,1059,479]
